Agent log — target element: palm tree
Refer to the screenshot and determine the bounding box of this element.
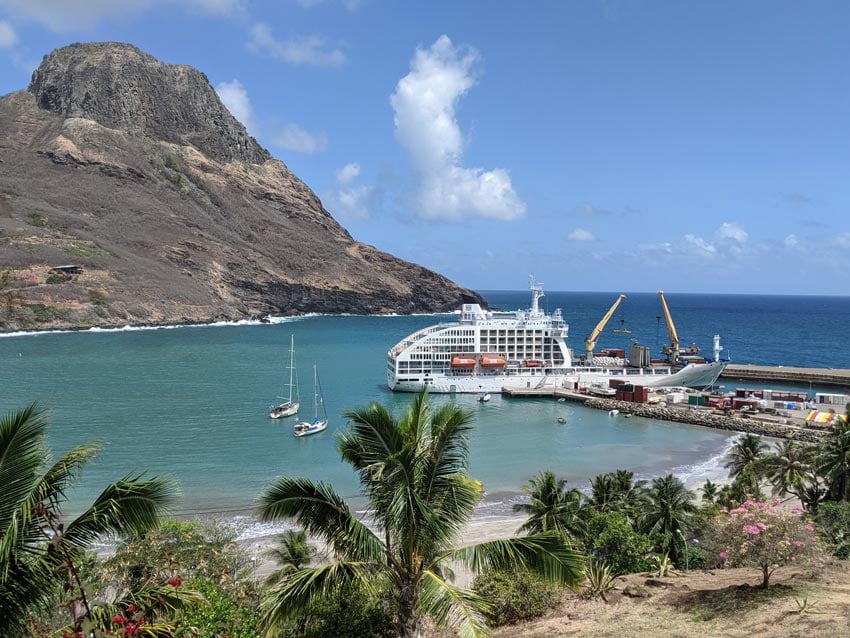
[759,440,820,510]
[585,470,647,522]
[258,389,584,638]
[701,479,719,504]
[514,471,584,541]
[817,417,850,503]
[0,403,179,637]
[263,529,314,586]
[724,433,769,479]
[640,474,696,563]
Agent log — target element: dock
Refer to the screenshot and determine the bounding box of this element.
[721,364,850,389]
[501,387,590,403]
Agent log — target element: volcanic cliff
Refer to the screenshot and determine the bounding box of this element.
[0,42,483,330]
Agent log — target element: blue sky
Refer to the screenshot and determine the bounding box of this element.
[1,1,848,296]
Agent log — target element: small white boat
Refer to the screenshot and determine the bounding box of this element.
[477,392,492,403]
[588,382,616,398]
[608,409,619,416]
[271,335,300,419]
[557,398,566,403]
[294,364,328,437]
[556,416,567,424]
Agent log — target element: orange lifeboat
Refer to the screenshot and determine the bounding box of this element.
[451,357,477,368]
[480,356,506,368]
[524,360,540,368]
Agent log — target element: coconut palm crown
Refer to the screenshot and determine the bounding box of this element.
[0,403,179,637]
[258,389,584,638]
[513,470,585,541]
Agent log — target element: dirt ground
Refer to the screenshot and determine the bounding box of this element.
[493,560,850,638]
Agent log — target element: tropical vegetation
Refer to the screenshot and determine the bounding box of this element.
[0,403,180,637]
[258,388,585,637]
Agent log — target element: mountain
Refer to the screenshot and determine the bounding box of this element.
[0,42,483,331]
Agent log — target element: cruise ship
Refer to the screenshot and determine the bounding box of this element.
[387,279,728,394]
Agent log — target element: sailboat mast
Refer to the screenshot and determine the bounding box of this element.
[288,335,295,403]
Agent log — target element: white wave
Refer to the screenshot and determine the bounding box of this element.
[671,434,738,488]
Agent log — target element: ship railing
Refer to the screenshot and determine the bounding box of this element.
[388,324,448,356]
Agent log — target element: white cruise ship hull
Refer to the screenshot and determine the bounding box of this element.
[388,360,728,394]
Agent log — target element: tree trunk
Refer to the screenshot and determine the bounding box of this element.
[761,564,770,589]
[396,580,422,638]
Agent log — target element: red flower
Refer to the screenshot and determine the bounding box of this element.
[126,604,137,613]
[112,614,127,625]
[167,576,182,588]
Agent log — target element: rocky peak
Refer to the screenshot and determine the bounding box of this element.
[27,42,271,165]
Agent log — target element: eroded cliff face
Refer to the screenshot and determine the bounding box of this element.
[0,42,483,331]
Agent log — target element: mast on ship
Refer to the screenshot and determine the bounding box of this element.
[529,275,544,317]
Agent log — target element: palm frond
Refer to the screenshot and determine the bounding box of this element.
[258,476,384,562]
[450,532,585,589]
[261,561,378,634]
[0,402,50,530]
[419,569,489,638]
[61,473,180,550]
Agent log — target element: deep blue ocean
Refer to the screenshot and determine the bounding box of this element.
[1,290,848,532]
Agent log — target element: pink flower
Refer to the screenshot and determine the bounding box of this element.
[757,522,768,530]
[772,498,781,506]
[790,556,796,561]
[719,551,728,559]
[804,524,814,532]
[794,540,804,547]
[743,524,761,535]
[167,576,182,588]
[809,536,817,542]
[112,615,127,625]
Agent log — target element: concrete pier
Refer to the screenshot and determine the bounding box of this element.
[720,364,850,389]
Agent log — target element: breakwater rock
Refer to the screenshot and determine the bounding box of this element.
[584,398,826,443]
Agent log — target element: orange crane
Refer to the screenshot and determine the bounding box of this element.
[584,294,627,362]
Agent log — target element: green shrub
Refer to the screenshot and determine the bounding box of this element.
[583,558,618,600]
[816,501,850,559]
[277,583,395,638]
[183,577,261,638]
[87,289,107,305]
[45,273,67,284]
[472,568,562,626]
[27,211,49,227]
[582,511,654,575]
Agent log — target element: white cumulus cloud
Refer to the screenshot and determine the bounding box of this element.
[271,123,328,154]
[715,221,748,245]
[784,234,799,248]
[247,22,345,67]
[684,234,717,256]
[568,228,596,241]
[0,20,17,48]
[215,79,255,133]
[390,35,526,221]
[325,162,373,219]
[336,162,360,185]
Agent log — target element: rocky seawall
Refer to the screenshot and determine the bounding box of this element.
[584,398,826,443]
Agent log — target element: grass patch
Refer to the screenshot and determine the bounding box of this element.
[88,289,108,305]
[678,582,807,623]
[27,304,71,323]
[27,211,49,227]
[66,242,114,258]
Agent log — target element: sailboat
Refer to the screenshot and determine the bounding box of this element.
[270,335,300,419]
[294,364,328,437]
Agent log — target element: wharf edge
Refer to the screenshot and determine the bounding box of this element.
[720,364,850,389]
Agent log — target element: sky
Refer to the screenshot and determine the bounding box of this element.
[1,1,848,296]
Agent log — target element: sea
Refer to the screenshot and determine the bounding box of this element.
[1,290,848,538]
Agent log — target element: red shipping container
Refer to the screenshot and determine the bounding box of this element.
[621,392,634,402]
[610,379,626,389]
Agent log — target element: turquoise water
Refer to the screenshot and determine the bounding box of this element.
[2,291,847,528]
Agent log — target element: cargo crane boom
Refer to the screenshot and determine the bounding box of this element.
[657,290,680,363]
[584,294,627,361]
